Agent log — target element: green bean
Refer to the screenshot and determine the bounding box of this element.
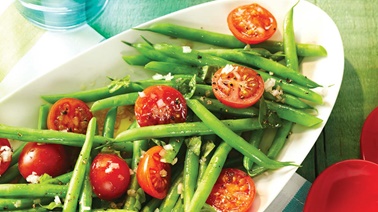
[115,118,265,142]
[10,142,26,167]
[123,139,148,211]
[140,198,162,212]
[135,23,327,57]
[103,107,117,138]
[153,43,230,67]
[79,169,92,212]
[249,120,294,177]
[145,61,201,75]
[0,163,20,184]
[0,124,132,151]
[159,172,183,211]
[172,198,184,212]
[42,171,73,185]
[0,197,53,211]
[0,184,67,198]
[186,99,296,169]
[266,101,322,127]
[123,41,179,63]
[41,83,143,104]
[38,104,50,130]
[243,129,265,173]
[200,48,320,88]
[192,96,259,117]
[258,71,323,104]
[187,142,232,212]
[183,137,201,211]
[194,84,215,98]
[91,92,139,112]
[283,3,299,72]
[63,118,96,212]
[122,54,151,66]
[135,22,245,48]
[197,137,215,183]
[257,40,327,57]
[263,92,313,109]
[161,136,185,164]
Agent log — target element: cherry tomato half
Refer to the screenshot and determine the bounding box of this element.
[18,142,69,182]
[227,3,277,44]
[134,85,187,127]
[137,145,171,199]
[47,97,93,134]
[212,65,264,108]
[206,168,256,212]
[0,138,12,175]
[89,153,131,200]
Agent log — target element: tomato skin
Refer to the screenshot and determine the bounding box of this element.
[47,97,93,134]
[212,65,264,108]
[0,138,12,175]
[206,168,256,212]
[89,153,131,201]
[137,145,171,199]
[134,85,187,127]
[18,142,69,181]
[227,3,277,44]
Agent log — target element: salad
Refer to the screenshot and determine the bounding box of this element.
[0,2,328,212]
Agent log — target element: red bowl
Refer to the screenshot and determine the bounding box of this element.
[304,159,378,212]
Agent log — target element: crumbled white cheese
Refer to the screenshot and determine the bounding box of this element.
[54,195,62,204]
[138,91,146,98]
[264,78,276,92]
[152,73,174,81]
[156,99,166,108]
[14,200,21,208]
[105,162,120,173]
[177,183,184,194]
[163,144,174,151]
[0,146,12,163]
[221,64,235,74]
[182,46,192,53]
[171,157,178,165]
[26,172,40,184]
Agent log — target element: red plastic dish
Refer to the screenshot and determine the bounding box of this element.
[360,106,378,164]
[304,159,378,212]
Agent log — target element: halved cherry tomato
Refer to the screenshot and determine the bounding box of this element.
[212,64,264,108]
[18,142,69,182]
[47,97,93,134]
[137,145,171,199]
[89,153,131,200]
[0,138,12,175]
[206,168,256,212]
[227,3,277,44]
[134,85,187,127]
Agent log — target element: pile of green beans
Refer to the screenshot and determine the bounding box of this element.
[0,6,327,211]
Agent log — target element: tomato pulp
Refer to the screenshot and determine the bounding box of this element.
[212,64,264,108]
[206,168,256,212]
[47,97,93,134]
[136,145,171,199]
[227,3,277,44]
[134,85,187,127]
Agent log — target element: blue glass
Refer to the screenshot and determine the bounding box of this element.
[15,0,108,31]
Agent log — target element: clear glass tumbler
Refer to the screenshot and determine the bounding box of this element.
[14,0,108,31]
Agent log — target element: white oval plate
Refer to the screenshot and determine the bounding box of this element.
[0,0,343,211]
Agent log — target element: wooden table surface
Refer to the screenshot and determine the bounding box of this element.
[89,0,378,183]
